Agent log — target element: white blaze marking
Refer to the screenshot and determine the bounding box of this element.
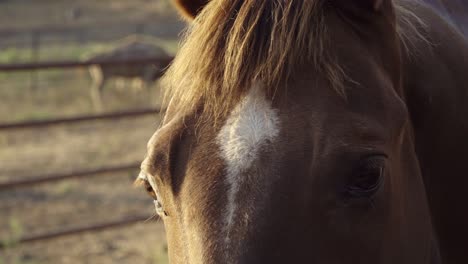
[216,84,280,240]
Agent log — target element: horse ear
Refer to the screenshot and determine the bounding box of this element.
[172,0,210,20]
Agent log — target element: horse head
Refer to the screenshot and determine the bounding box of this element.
[137,0,468,263]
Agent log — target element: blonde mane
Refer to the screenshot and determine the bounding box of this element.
[162,0,428,121]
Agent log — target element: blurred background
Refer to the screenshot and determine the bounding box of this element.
[0,0,184,263]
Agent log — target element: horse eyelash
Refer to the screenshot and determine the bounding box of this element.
[134,178,158,199]
[133,178,146,188]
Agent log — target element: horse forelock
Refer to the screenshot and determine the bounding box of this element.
[162,0,428,124]
[162,0,345,122]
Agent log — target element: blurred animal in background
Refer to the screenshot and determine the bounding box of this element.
[83,36,170,111]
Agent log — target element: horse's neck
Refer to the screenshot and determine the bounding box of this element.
[402,0,468,174]
[422,0,468,37]
[403,1,468,145]
[401,2,468,262]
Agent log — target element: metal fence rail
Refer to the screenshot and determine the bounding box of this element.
[0,107,161,130]
[0,56,166,248]
[0,56,173,71]
[0,214,155,249]
[0,163,140,190]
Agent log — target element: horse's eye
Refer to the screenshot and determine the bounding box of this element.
[143,179,158,200]
[347,155,386,198]
[142,179,168,216]
[135,174,168,216]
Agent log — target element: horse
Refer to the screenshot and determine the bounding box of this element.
[136,0,468,263]
[84,37,169,110]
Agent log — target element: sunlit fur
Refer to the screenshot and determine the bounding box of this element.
[163,0,337,123]
[162,0,428,124]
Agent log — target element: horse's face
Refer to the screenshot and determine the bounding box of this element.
[138,0,435,263]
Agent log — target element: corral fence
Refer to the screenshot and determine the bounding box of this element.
[0,21,184,90]
[0,21,183,49]
[0,55,173,249]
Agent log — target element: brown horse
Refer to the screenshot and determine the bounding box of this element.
[85,37,169,110]
[137,0,468,263]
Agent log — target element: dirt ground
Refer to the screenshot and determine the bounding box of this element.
[0,0,184,263]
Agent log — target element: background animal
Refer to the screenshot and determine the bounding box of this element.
[138,0,468,263]
[84,36,169,110]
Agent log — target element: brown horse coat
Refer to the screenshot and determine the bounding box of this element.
[138,1,468,263]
